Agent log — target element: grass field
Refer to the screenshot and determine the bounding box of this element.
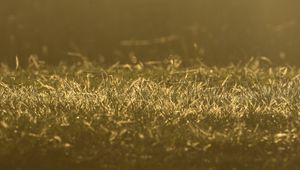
[1,58,300,170]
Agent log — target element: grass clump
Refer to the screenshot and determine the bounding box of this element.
[1,59,300,170]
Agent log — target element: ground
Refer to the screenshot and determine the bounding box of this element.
[0,58,300,170]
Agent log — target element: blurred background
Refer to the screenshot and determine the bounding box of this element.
[1,0,300,66]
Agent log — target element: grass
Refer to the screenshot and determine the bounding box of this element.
[1,57,300,170]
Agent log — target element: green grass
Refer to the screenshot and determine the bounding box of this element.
[1,58,300,170]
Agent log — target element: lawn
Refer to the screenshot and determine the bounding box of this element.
[1,58,300,170]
